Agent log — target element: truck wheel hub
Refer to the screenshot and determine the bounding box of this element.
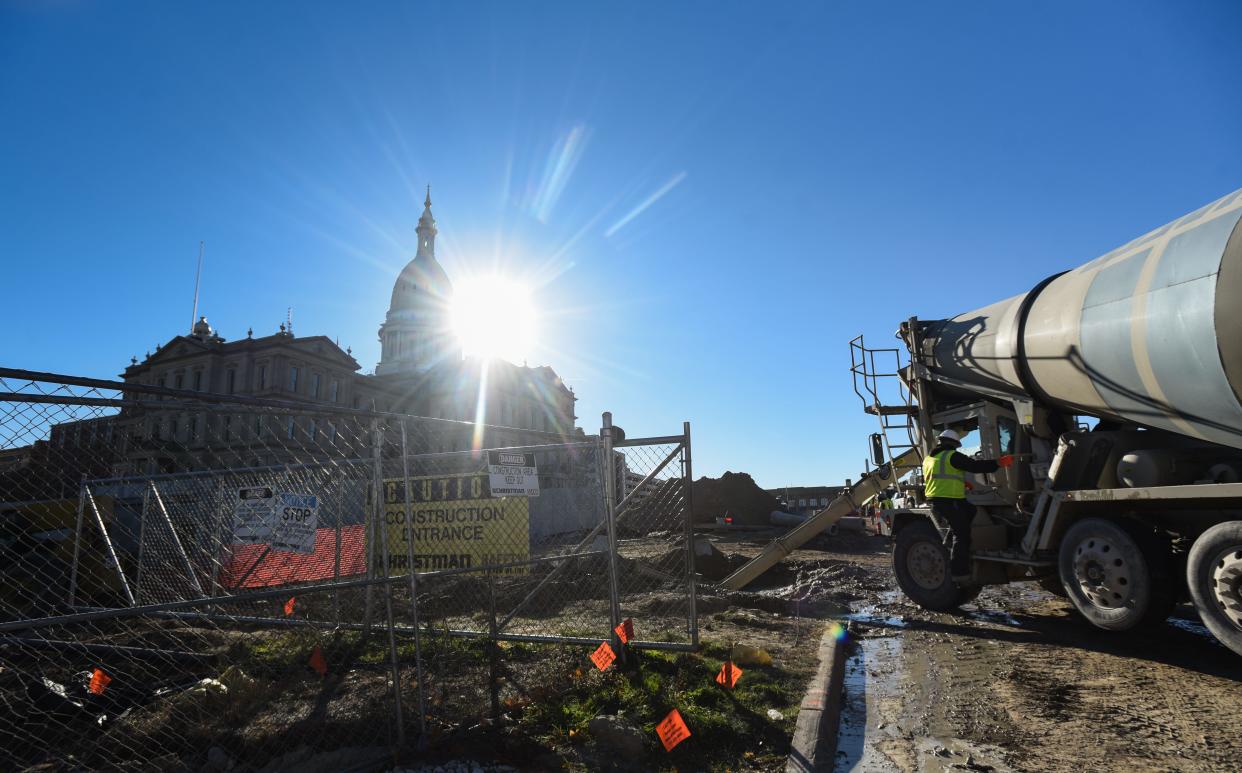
[1210,548,1242,628]
[907,541,946,590]
[1073,538,1132,609]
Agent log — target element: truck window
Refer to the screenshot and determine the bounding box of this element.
[958,429,981,457]
[997,417,1017,455]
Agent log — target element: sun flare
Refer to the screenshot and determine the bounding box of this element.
[450,275,537,363]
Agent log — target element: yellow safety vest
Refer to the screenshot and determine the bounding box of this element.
[878,498,894,510]
[923,450,966,499]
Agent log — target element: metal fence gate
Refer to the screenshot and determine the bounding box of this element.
[0,368,697,770]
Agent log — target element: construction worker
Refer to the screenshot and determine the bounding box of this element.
[873,489,896,533]
[922,429,1013,584]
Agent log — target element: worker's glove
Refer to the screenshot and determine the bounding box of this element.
[998,454,1015,468]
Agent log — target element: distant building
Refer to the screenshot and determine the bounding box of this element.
[105,189,580,477]
[766,485,847,517]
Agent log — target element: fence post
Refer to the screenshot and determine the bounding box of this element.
[67,477,87,606]
[371,420,406,749]
[601,412,624,663]
[363,418,380,634]
[208,478,226,599]
[332,480,343,628]
[400,419,428,746]
[487,571,501,721]
[682,421,699,649]
[135,481,151,604]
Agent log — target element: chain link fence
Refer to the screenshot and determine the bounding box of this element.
[0,369,697,770]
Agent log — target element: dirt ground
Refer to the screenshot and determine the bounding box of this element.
[705,530,1242,773]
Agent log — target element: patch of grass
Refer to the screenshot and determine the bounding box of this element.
[512,640,808,771]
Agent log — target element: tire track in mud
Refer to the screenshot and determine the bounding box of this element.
[986,613,1241,772]
[723,535,1241,772]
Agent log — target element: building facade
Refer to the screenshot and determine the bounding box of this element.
[766,485,847,517]
[109,191,579,477]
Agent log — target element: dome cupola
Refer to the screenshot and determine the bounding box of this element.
[376,186,457,375]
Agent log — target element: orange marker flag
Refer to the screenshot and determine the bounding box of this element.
[88,668,112,695]
[656,708,691,752]
[308,645,328,677]
[284,597,297,616]
[715,660,742,689]
[614,617,634,644]
[590,641,617,671]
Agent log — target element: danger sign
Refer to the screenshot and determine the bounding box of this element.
[487,450,540,497]
[234,486,274,545]
[381,472,530,573]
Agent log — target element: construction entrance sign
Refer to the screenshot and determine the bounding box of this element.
[382,471,530,573]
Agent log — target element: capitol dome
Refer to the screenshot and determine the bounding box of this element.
[376,187,457,376]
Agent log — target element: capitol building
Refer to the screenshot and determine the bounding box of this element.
[105,191,580,476]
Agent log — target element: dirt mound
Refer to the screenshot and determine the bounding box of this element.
[691,472,779,525]
[618,478,684,536]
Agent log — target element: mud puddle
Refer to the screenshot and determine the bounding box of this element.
[834,636,903,772]
[835,633,1015,773]
[1165,614,1222,645]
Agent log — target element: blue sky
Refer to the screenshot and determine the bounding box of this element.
[2,1,1241,488]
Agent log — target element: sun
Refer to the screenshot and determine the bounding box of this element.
[450,275,537,363]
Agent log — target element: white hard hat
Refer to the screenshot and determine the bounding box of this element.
[937,429,961,442]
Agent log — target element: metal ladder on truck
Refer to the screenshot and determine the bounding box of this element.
[849,333,923,490]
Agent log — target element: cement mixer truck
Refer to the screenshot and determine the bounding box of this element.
[722,187,1242,656]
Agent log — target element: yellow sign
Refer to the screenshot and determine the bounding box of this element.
[380,472,530,574]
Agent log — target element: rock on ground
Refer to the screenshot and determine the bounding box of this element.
[587,714,648,757]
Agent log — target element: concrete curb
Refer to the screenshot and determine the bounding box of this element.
[786,624,850,773]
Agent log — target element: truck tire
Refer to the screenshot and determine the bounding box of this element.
[893,518,978,611]
[1058,517,1173,631]
[1186,521,1242,657]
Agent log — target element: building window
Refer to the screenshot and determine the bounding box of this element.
[289,367,299,392]
[226,370,236,394]
[174,373,184,389]
[798,499,806,507]
[255,416,264,438]
[327,422,337,444]
[329,379,339,403]
[224,415,232,441]
[311,373,321,398]
[157,375,166,389]
[193,371,202,391]
[308,418,317,440]
[287,416,296,440]
[258,365,268,389]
